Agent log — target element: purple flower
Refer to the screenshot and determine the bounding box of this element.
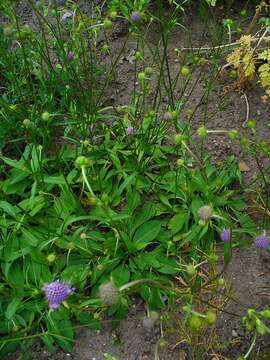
[130,11,141,23]
[66,51,74,62]
[254,234,269,249]
[61,12,74,24]
[220,228,231,242]
[126,126,134,135]
[42,280,73,310]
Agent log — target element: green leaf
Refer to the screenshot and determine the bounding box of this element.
[133,220,161,250]
[111,265,130,287]
[5,298,21,320]
[168,212,187,235]
[0,201,19,219]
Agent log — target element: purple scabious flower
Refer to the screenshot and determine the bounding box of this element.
[220,228,231,242]
[66,51,74,62]
[42,280,73,310]
[130,11,141,23]
[61,12,74,24]
[254,234,269,249]
[126,126,134,135]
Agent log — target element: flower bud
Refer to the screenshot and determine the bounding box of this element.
[99,282,120,306]
[181,65,190,76]
[47,253,56,263]
[41,111,50,121]
[174,133,182,145]
[188,314,203,330]
[186,264,196,276]
[131,11,142,23]
[23,119,32,127]
[205,310,216,325]
[197,126,208,138]
[109,11,117,20]
[75,156,90,168]
[198,205,213,221]
[163,111,173,121]
[138,72,146,82]
[145,67,153,76]
[103,19,112,29]
[228,130,238,140]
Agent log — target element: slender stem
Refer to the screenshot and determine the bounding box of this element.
[81,166,95,197]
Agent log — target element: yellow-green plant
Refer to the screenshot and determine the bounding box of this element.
[226,33,270,98]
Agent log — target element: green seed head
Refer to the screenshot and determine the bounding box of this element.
[197,126,208,138]
[229,129,238,140]
[103,18,112,29]
[189,314,203,330]
[181,65,190,76]
[75,156,90,168]
[246,119,256,129]
[23,119,32,127]
[186,264,196,276]
[174,133,183,145]
[145,67,153,76]
[47,253,56,263]
[138,72,146,82]
[205,310,217,325]
[109,11,117,20]
[41,111,50,121]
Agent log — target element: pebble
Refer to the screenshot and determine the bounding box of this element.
[232,329,238,337]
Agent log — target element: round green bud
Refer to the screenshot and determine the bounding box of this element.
[197,126,208,138]
[135,51,142,60]
[41,111,50,121]
[88,196,98,205]
[80,232,87,239]
[240,137,248,147]
[103,18,112,29]
[240,9,247,17]
[109,11,117,20]
[67,242,75,249]
[246,119,256,129]
[23,118,32,127]
[177,159,184,166]
[186,264,196,276]
[236,27,242,34]
[228,130,238,140]
[174,133,183,145]
[189,314,203,330]
[218,277,225,286]
[75,156,90,168]
[181,65,190,76]
[145,67,153,76]
[138,72,146,82]
[229,69,237,78]
[158,338,167,348]
[223,18,233,27]
[205,310,217,325]
[47,253,56,263]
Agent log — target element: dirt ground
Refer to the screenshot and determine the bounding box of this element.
[2,1,270,359]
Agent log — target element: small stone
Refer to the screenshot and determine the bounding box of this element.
[232,329,238,337]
